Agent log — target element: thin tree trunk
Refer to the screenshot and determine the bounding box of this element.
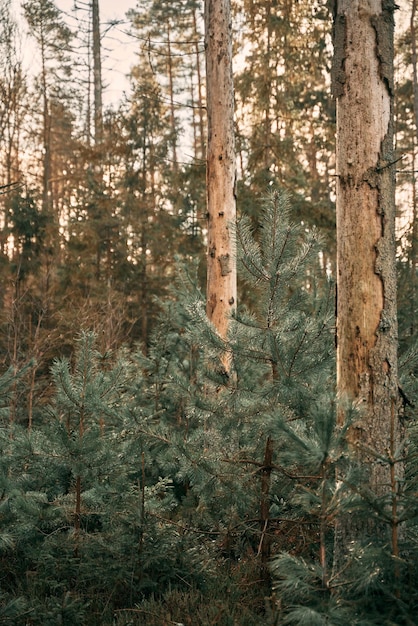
[204,0,237,369]
[259,435,273,583]
[193,7,206,161]
[86,16,92,145]
[74,386,86,555]
[410,0,418,336]
[190,66,198,165]
[410,142,417,337]
[263,0,272,172]
[411,0,418,133]
[166,21,178,172]
[40,31,51,216]
[92,0,103,145]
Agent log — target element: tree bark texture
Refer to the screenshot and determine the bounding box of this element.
[332,0,400,491]
[204,0,237,348]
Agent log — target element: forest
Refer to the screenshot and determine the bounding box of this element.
[1,0,418,624]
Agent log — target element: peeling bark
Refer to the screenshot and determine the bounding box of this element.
[333,0,400,489]
[332,1,402,578]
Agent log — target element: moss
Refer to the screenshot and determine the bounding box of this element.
[370,3,395,97]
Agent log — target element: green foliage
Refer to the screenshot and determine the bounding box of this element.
[118,189,336,621]
[233,189,333,402]
[23,0,72,68]
[9,191,47,281]
[1,189,418,625]
[0,333,208,624]
[268,397,418,625]
[233,0,335,254]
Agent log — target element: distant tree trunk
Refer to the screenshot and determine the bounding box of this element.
[86,21,92,146]
[166,20,178,173]
[410,0,418,336]
[40,31,51,216]
[92,0,103,145]
[411,0,418,134]
[193,7,206,161]
[332,0,400,551]
[409,140,417,338]
[263,0,272,173]
[204,0,237,368]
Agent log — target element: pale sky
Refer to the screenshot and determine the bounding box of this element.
[11,0,141,106]
[56,0,140,105]
[55,0,136,27]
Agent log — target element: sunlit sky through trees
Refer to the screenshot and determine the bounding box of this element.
[11,0,139,106]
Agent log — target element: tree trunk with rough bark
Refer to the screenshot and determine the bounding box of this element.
[204,0,237,365]
[333,0,400,487]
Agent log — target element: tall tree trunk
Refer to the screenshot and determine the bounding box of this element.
[332,0,400,554]
[166,20,178,173]
[410,0,418,337]
[86,13,92,146]
[40,31,51,217]
[204,0,237,367]
[39,27,54,318]
[92,0,103,145]
[193,7,206,161]
[263,0,272,172]
[411,0,418,134]
[410,142,417,338]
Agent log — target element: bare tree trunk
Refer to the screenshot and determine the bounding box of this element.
[166,20,178,173]
[86,14,92,146]
[40,32,51,216]
[193,7,206,161]
[411,0,418,134]
[92,0,103,145]
[204,0,237,368]
[410,142,417,338]
[332,0,400,559]
[410,0,418,336]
